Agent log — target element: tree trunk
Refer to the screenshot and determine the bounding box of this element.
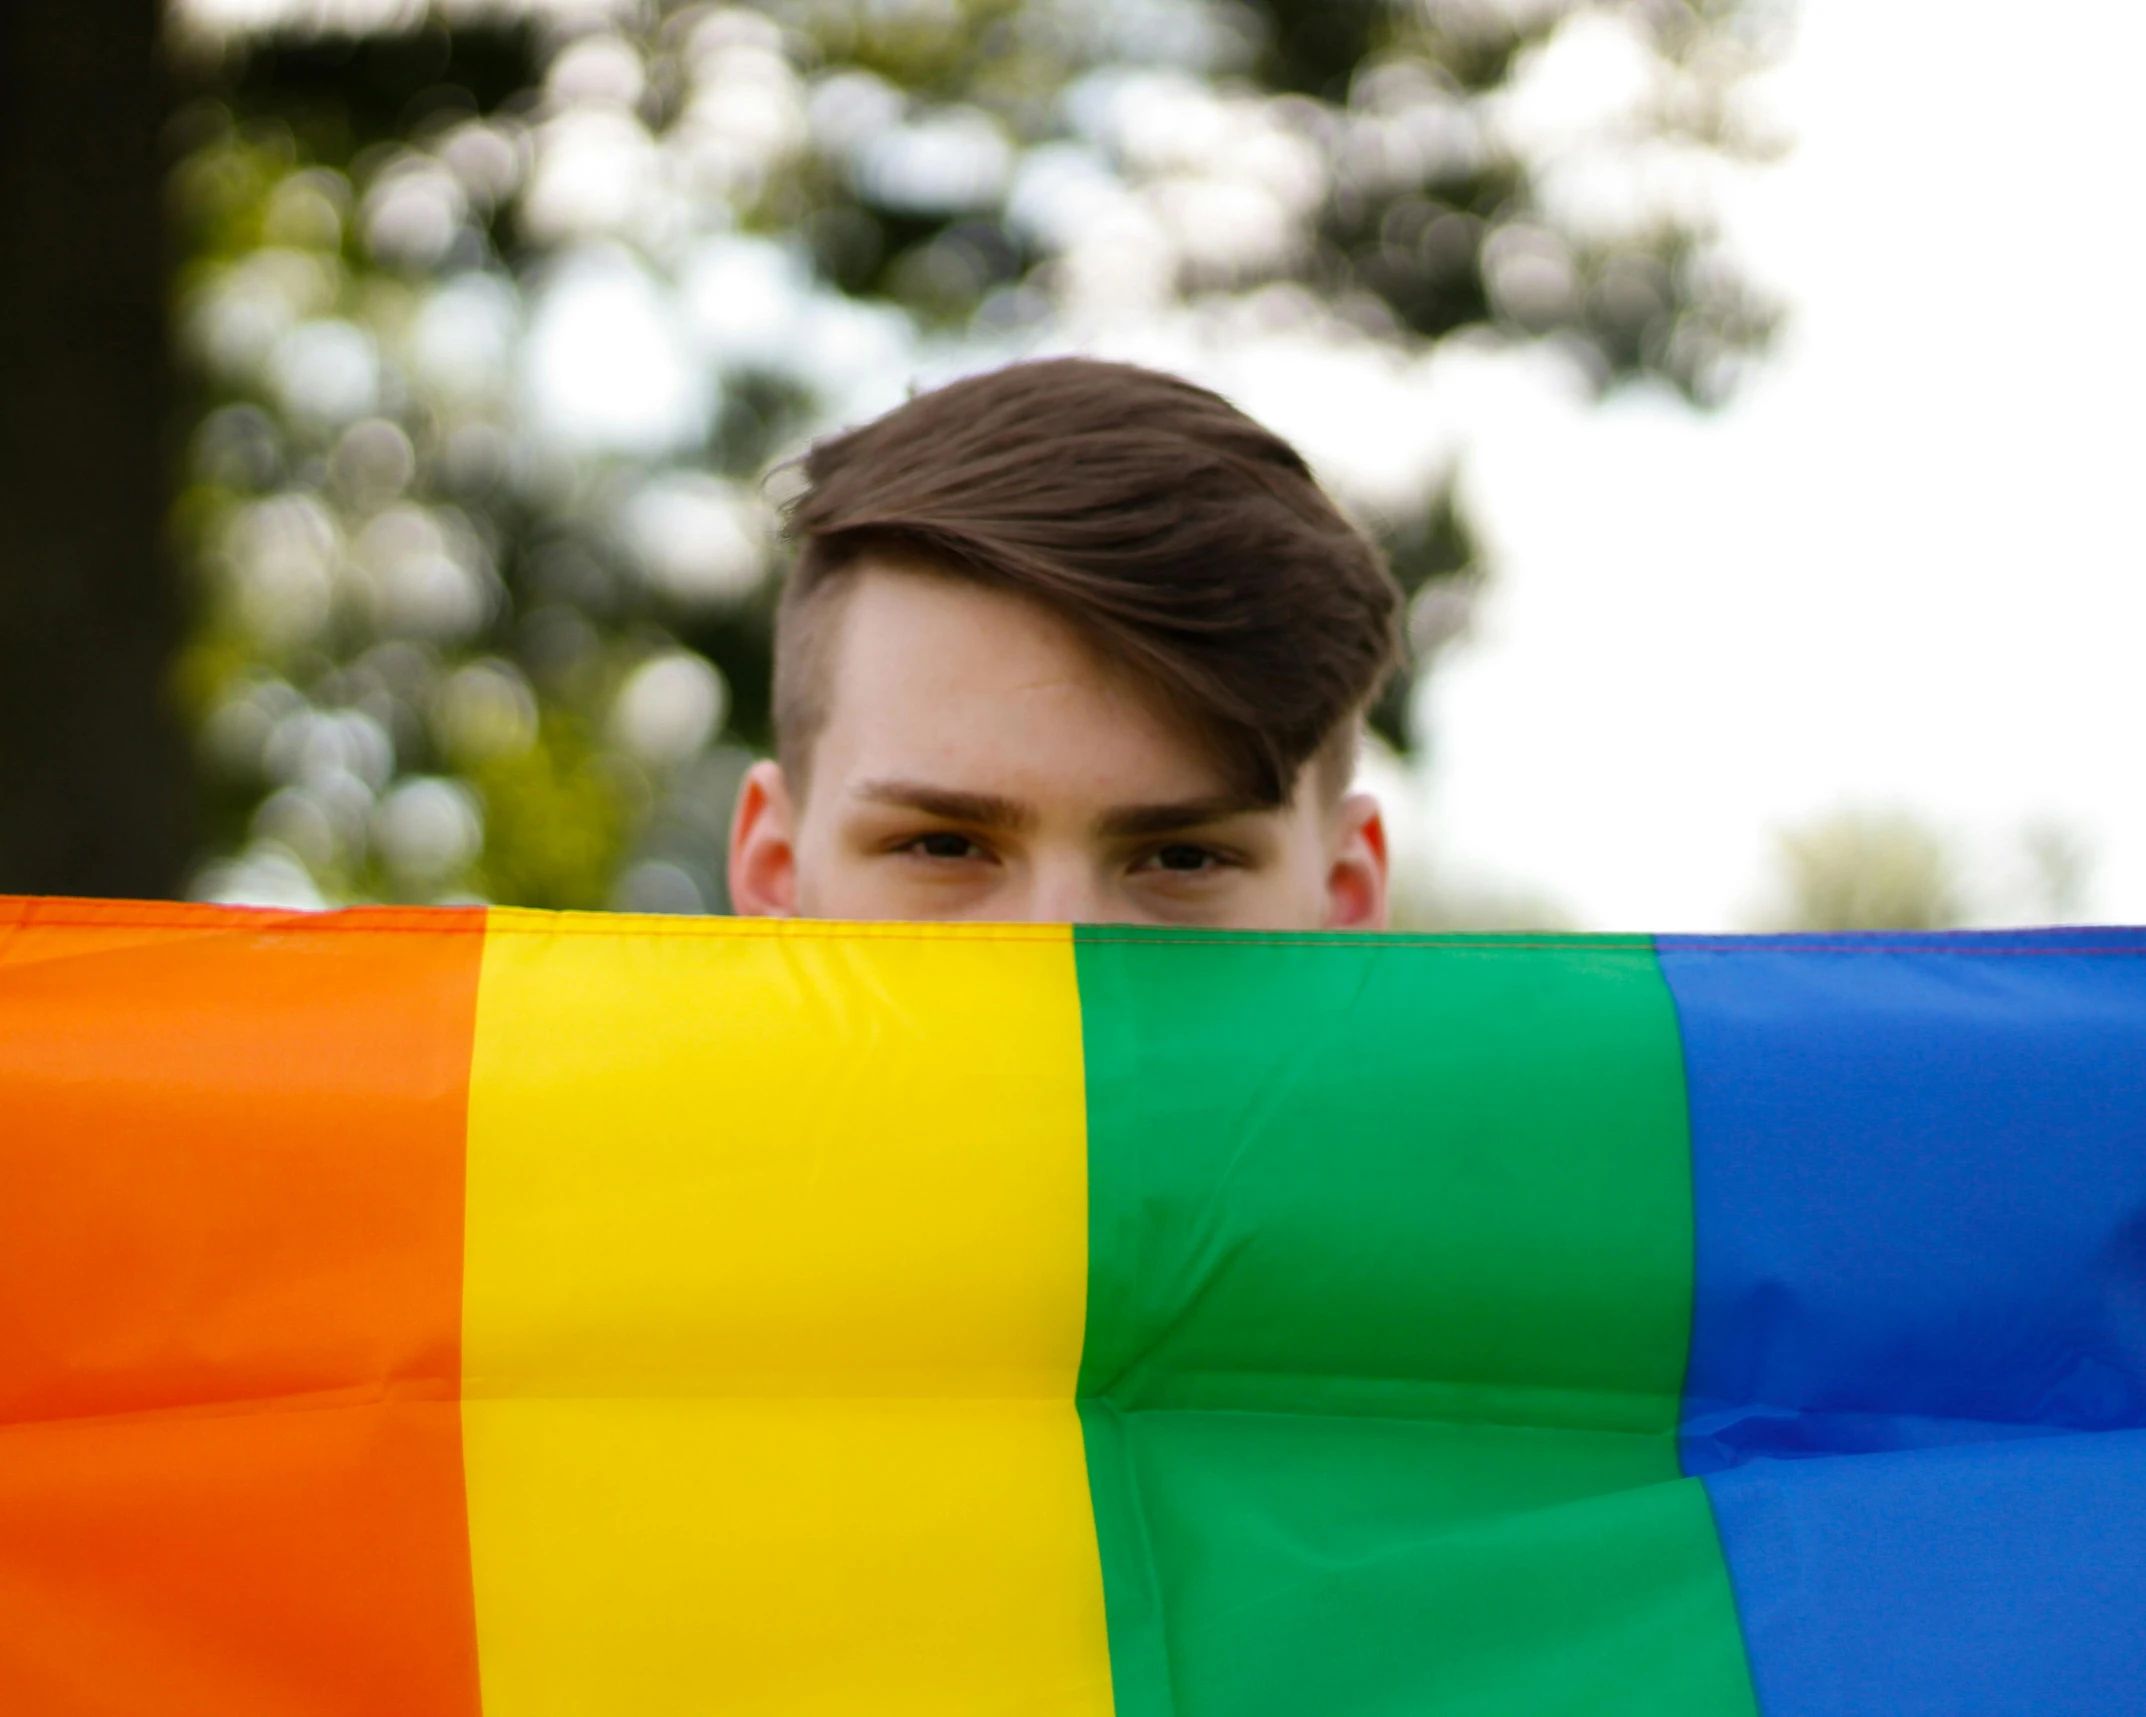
[0,0,191,897]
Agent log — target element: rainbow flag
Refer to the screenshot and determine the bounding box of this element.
[4,898,2144,1715]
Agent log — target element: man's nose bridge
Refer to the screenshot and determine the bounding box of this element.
[1024,852,1110,925]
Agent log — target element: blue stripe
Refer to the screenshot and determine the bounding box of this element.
[1658,929,2146,1714]
[1704,1427,2146,1717]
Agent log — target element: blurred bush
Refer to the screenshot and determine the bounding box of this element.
[1751,807,2095,932]
[166,0,1788,912]
[1757,807,1965,933]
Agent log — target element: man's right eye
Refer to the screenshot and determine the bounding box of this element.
[905,831,981,861]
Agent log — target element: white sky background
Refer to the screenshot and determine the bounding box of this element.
[1405,0,2146,929]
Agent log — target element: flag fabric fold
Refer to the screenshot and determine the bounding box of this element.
[2,898,2142,1715]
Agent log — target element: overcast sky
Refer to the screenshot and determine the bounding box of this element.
[1407,0,2146,929]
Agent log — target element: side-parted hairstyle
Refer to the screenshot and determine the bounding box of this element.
[774,357,1402,806]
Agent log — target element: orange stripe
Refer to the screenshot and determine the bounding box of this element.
[0,898,484,1716]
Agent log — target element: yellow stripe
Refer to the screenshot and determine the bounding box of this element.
[462,913,1110,1715]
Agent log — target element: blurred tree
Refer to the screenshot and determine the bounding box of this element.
[164,0,1788,913]
[2018,819,2092,923]
[1,0,193,895]
[1756,807,1966,932]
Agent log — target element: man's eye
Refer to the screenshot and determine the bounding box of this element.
[907,832,981,861]
[1147,843,1221,874]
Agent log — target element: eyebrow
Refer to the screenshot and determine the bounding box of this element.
[1094,796,1266,840]
[853,780,1265,841]
[854,780,1037,832]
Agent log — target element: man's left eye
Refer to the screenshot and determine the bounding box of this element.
[1146,843,1220,874]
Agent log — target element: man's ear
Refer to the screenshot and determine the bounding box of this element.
[728,759,800,917]
[1322,791,1389,931]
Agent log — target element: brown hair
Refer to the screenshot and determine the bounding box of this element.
[774,357,1401,805]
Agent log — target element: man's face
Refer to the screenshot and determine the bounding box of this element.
[728,560,1388,929]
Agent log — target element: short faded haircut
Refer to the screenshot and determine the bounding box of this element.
[773,358,1401,806]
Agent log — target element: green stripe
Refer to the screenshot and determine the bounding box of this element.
[1072,929,1755,1717]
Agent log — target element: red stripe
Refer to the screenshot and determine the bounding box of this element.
[0,898,484,1716]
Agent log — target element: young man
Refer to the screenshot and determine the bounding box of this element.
[727,358,1403,930]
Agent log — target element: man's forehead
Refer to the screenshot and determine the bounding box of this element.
[815,566,1229,772]
[827,558,1120,686]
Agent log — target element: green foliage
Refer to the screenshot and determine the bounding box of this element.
[466,715,630,910]
[168,0,1787,913]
